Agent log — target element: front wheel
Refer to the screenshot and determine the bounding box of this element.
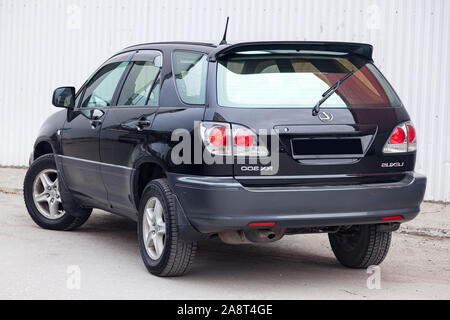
[328,224,392,268]
[23,154,92,231]
[137,178,197,277]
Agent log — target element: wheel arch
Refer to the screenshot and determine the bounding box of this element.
[33,139,56,161]
[132,158,168,210]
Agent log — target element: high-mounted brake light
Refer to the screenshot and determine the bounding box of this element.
[383,122,417,154]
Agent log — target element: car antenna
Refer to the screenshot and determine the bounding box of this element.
[219,17,230,45]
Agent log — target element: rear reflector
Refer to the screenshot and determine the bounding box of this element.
[381,216,404,221]
[248,222,276,227]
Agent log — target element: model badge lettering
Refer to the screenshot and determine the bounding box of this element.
[241,166,273,172]
[381,162,405,168]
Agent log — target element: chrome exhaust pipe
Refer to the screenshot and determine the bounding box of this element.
[218,228,285,244]
[244,228,285,243]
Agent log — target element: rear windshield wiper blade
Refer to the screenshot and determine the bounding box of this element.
[312,69,356,116]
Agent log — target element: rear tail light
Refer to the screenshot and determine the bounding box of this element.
[389,127,406,144]
[234,128,255,147]
[383,122,417,153]
[209,126,228,147]
[232,124,268,157]
[200,122,268,157]
[200,122,232,156]
[406,124,417,151]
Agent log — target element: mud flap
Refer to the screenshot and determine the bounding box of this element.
[54,155,90,217]
[173,194,209,241]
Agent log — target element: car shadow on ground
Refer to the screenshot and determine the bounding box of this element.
[76,210,347,280]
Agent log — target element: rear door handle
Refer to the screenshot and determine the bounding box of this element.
[120,118,151,131]
[138,119,151,127]
[136,119,151,131]
[90,119,102,129]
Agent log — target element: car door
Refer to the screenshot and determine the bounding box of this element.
[60,54,131,208]
[99,50,163,214]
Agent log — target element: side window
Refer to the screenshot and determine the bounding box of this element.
[117,61,161,106]
[173,51,207,105]
[81,61,128,108]
[74,89,83,108]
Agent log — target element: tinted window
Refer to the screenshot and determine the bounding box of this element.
[81,61,128,108]
[118,61,161,106]
[217,54,402,108]
[173,51,207,105]
[74,89,83,108]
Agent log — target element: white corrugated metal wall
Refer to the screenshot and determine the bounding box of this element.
[0,0,449,201]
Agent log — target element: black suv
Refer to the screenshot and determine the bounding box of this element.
[24,41,426,276]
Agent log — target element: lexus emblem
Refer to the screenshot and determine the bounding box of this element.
[318,111,333,122]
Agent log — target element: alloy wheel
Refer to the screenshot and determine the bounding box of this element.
[142,196,166,260]
[32,169,65,219]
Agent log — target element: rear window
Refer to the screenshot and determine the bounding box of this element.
[217,53,402,108]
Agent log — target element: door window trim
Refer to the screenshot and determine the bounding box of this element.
[111,50,163,108]
[75,51,135,111]
[75,61,130,110]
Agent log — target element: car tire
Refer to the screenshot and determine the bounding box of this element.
[138,178,197,277]
[23,154,92,231]
[328,224,392,268]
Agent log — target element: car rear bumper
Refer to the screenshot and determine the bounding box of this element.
[167,172,427,234]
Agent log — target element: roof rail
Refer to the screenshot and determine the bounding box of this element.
[124,41,216,50]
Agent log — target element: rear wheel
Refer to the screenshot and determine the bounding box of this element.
[138,178,197,277]
[23,154,92,231]
[328,224,392,268]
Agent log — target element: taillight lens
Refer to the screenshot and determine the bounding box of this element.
[232,124,268,157]
[200,122,268,157]
[406,124,417,151]
[234,128,255,147]
[389,127,406,144]
[209,126,228,146]
[383,122,417,153]
[407,125,416,143]
[200,122,231,156]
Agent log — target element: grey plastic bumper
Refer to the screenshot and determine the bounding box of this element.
[167,172,427,234]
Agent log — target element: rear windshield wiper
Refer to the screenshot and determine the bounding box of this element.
[312,69,356,116]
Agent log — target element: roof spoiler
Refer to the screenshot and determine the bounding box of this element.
[209,41,374,62]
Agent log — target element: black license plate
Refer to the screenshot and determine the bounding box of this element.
[291,138,364,158]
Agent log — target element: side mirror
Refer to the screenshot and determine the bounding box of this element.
[52,87,75,108]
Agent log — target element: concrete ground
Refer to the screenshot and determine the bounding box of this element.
[0,168,449,299]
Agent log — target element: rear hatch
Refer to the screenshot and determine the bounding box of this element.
[207,43,416,186]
